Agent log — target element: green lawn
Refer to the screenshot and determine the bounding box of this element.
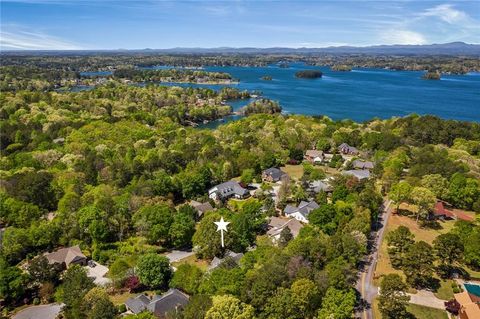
[171,254,209,272]
[228,197,259,211]
[280,165,304,180]
[434,280,455,300]
[407,304,448,319]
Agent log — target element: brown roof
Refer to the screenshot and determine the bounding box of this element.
[45,245,86,266]
[455,291,480,319]
[267,217,304,238]
[433,201,455,218]
[190,201,214,217]
[305,150,323,158]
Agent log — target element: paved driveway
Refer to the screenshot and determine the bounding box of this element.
[166,250,194,263]
[85,262,111,286]
[13,303,63,319]
[407,290,445,309]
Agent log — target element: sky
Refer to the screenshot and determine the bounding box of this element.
[1,0,479,50]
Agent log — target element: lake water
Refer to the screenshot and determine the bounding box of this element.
[78,63,480,123]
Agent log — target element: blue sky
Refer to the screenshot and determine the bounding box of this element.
[1,0,479,50]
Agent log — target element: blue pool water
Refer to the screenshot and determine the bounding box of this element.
[464,283,480,297]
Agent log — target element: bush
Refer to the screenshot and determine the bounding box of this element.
[33,297,40,305]
[118,304,127,313]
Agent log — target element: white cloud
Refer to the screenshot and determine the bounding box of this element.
[421,4,468,24]
[0,26,81,50]
[380,29,427,45]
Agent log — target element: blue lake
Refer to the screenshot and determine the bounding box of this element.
[77,63,480,123]
[203,63,480,122]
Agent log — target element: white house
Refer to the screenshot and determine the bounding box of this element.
[283,200,319,223]
[208,181,249,201]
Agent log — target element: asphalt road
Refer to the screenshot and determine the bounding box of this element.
[355,199,393,319]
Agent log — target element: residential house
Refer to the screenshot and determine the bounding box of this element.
[284,200,319,223]
[338,143,359,155]
[125,289,190,318]
[262,167,286,182]
[189,200,214,219]
[454,286,480,319]
[208,181,249,201]
[352,160,375,170]
[208,251,244,271]
[267,217,304,242]
[309,180,333,193]
[304,150,324,164]
[432,201,455,220]
[343,169,370,180]
[45,245,87,268]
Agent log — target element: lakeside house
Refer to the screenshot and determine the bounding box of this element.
[44,246,87,268]
[208,181,249,201]
[343,169,370,180]
[338,143,359,155]
[189,200,214,219]
[304,150,325,164]
[125,289,189,318]
[267,217,304,242]
[352,159,375,170]
[262,167,286,182]
[284,200,319,223]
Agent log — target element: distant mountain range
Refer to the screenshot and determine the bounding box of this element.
[3,42,480,55]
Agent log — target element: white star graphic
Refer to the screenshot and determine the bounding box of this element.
[214,217,230,247]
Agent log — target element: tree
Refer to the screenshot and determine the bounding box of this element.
[308,204,337,235]
[193,212,233,259]
[378,274,410,319]
[133,204,174,244]
[82,287,117,319]
[181,295,212,319]
[433,233,464,266]
[410,187,436,222]
[386,226,414,268]
[170,264,203,295]
[27,255,63,285]
[403,241,435,288]
[278,227,293,248]
[421,174,448,199]
[109,258,131,288]
[0,258,26,303]
[317,287,356,319]
[205,295,255,319]
[169,211,196,248]
[240,169,255,184]
[59,265,95,319]
[136,254,172,289]
[388,181,412,212]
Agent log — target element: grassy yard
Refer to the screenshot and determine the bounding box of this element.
[109,290,155,305]
[280,164,304,180]
[407,304,448,319]
[434,280,455,300]
[171,254,209,272]
[228,197,260,211]
[374,209,457,285]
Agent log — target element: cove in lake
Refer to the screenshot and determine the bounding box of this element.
[79,63,480,124]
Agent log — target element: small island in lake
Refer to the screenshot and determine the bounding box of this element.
[261,75,272,81]
[422,71,441,80]
[331,64,352,72]
[295,70,323,78]
[240,98,282,115]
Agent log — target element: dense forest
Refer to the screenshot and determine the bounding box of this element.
[0,55,479,319]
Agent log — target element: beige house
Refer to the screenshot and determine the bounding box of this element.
[45,245,87,268]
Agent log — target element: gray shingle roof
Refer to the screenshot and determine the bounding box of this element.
[284,201,319,219]
[209,181,248,198]
[352,160,374,170]
[343,169,371,180]
[147,289,189,317]
[125,294,150,314]
[262,167,286,181]
[208,251,244,271]
[44,246,86,267]
[267,217,304,238]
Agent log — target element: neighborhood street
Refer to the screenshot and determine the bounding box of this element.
[356,199,393,319]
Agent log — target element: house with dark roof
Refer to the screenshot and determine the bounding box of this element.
[338,143,359,155]
[284,200,319,223]
[304,150,325,164]
[352,160,375,170]
[44,246,87,268]
[208,181,249,201]
[267,217,304,242]
[125,289,189,318]
[189,200,214,219]
[208,251,244,271]
[309,180,333,193]
[262,167,286,182]
[343,169,370,180]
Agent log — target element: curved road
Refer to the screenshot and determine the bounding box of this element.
[356,199,393,319]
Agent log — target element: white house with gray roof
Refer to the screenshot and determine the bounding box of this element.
[343,169,370,180]
[283,200,319,223]
[125,289,189,318]
[208,181,249,201]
